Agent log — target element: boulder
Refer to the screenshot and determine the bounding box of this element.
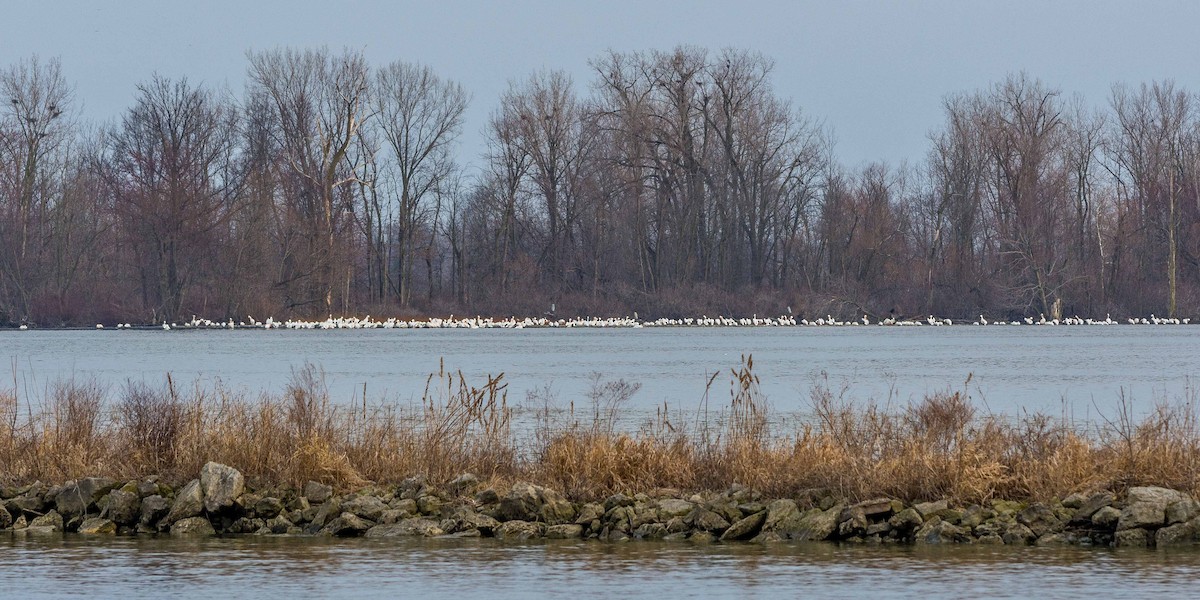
[1155,519,1200,547]
[888,508,924,532]
[101,489,141,525]
[78,517,117,535]
[1001,522,1036,545]
[304,481,333,504]
[170,516,216,536]
[1114,527,1152,548]
[721,511,766,541]
[545,524,584,539]
[365,518,444,538]
[322,512,373,537]
[342,495,388,522]
[1118,487,1191,531]
[140,495,170,527]
[164,480,204,526]
[29,510,64,532]
[447,473,480,497]
[441,508,500,535]
[494,520,545,540]
[0,505,11,529]
[915,517,967,544]
[791,506,843,541]
[416,495,443,517]
[1091,506,1121,528]
[760,499,802,533]
[657,499,694,519]
[1016,503,1062,537]
[838,507,869,537]
[913,500,949,518]
[686,508,730,533]
[634,523,669,540]
[54,478,117,519]
[852,497,895,518]
[1166,499,1200,525]
[255,497,285,519]
[1071,492,1114,523]
[200,462,244,513]
[496,483,575,524]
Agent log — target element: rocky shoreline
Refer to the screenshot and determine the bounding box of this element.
[4,462,1200,548]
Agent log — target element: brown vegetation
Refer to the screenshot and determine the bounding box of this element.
[2,360,1198,503]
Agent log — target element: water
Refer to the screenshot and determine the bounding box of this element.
[4,327,1200,595]
[3,534,1200,598]
[2,326,1197,417]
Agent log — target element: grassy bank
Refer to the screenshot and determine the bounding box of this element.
[2,359,1198,503]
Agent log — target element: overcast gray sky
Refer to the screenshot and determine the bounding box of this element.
[4,0,1200,170]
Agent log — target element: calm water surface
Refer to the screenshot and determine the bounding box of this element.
[1,327,1197,417]
[3,534,1199,599]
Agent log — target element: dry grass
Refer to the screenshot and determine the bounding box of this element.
[2,358,1200,503]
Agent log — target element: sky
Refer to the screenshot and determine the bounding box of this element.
[4,0,1200,172]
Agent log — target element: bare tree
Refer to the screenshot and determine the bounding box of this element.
[247,47,370,313]
[373,61,467,305]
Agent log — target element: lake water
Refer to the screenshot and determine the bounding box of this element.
[3,326,1200,595]
[1,327,1196,419]
[4,534,1200,599]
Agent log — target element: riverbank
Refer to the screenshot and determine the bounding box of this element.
[5,462,1200,549]
[3,360,1199,504]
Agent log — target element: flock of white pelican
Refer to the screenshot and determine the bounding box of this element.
[14,312,1186,330]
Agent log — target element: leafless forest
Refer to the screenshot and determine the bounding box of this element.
[1,47,1198,326]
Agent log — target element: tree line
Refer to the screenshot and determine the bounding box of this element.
[1,47,1197,325]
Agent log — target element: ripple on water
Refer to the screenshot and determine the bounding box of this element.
[5,535,1200,599]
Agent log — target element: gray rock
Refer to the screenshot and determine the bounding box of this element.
[496,482,575,524]
[1114,527,1152,548]
[574,503,605,525]
[255,497,285,519]
[416,495,443,517]
[1061,493,1088,509]
[1156,519,1200,547]
[311,498,343,528]
[78,517,117,535]
[170,516,216,536]
[200,462,244,513]
[494,520,545,540]
[915,517,966,544]
[365,518,444,537]
[1091,506,1121,528]
[30,510,64,532]
[323,512,373,537]
[546,524,583,539]
[687,508,730,533]
[101,490,141,525]
[342,495,388,522]
[721,511,767,541]
[266,514,295,534]
[838,507,869,537]
[140,495,170,527]
[657,499,694,519]
[164,480,204,526]
[853,497,895,518]
[1072,492,1114,523]
[0,505,11,529]
[474,488,500,505]
[448,473,480,496]
[1118,487,1192,531]
[440,507,500,534]
[633,523,668,539]
[760,499,801,533]
[1017,503,1062,537]
[304,481,333,504]
[792,506,843,541]
[54,478,117,519]
[888,508,924,531]
[1166,499,1200,525]
[1001,522,1036,545]
[914,500,949,518]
